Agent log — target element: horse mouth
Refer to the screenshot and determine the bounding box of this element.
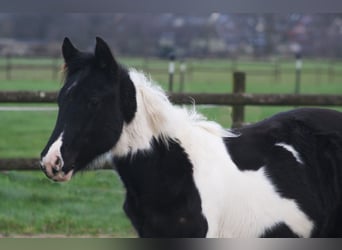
[40,161,74,182]
[51,169,74,182]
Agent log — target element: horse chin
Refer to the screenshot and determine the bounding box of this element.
[84,151,114,170]
[51,169,74,182]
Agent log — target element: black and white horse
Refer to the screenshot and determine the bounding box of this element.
[40,37,342,238]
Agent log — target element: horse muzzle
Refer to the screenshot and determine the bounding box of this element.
[40,155,74,182]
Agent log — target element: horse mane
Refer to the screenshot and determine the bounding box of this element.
[128,69,235,140]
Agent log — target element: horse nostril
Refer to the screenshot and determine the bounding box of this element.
[52,166,59,174]
[55,156,61,167]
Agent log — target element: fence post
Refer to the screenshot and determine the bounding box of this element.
[168,53,175,92]
[315,59,321,84]
[232,72,246,128]
[188,60,193,82]
[274,58,280,81]
[143,56,149,72]
[52,54,59,81]
[294,52,302,94]
[179,58,186,93]
[6,54,12,81]
[329,59,335,83]
[231,57,237,73]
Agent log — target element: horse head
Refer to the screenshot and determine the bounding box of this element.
[40,37,137,181]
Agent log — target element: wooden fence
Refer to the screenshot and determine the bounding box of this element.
[1,55,342,83]
[1,71,342,170]
[0,54,61,80]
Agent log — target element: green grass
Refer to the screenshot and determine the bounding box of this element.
[0,80,61,91]
[0,111,57,158]
[0,170,134,237]
[1,57,342,236]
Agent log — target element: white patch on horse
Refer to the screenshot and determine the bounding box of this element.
[41,132,64,176]
[112,72,158,156]
[112,69,235,157]
[176,125,313,237]
[275,142,304,164]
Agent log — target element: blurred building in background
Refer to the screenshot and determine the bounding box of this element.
[0,13,341,59]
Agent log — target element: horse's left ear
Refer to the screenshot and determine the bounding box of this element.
[62,37,80,64]
[95,37,118,71]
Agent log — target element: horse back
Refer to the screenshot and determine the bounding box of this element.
[225,108,342,237]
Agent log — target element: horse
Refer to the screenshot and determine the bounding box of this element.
[40,37,342,238]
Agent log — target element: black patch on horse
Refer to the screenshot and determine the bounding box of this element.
[114,137,208,237]
[226,108,342,237]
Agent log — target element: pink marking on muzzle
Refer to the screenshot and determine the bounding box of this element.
[41,133,73,182]
[50,169,74,182]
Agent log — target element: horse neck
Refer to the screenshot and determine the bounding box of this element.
[110,72,252,237]
[111,70,236,166]
[112,72,185,156]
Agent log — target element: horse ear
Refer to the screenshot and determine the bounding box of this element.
[95,37,118,71]
[62,37,79,63]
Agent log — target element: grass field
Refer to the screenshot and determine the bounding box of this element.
[0,170,133,237]
[1,57,342,237]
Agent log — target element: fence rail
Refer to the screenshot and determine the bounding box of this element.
[2,90,342,106]
[170,93,342,106]
[1,55,342,82]
[0,158,41,171]
[0,158,115,171]
[0,91,57,102]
